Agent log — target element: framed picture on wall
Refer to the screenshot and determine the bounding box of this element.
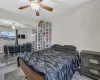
[21,35,25,39]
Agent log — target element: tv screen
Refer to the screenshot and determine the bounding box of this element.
[21,35,25,39]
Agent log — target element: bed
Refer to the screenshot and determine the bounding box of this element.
[17,46,80,80]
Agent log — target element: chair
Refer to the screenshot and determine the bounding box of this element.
[20,44,25,53]
[28,43,32,52]
[4,45,9,56]
[9,46,15,56]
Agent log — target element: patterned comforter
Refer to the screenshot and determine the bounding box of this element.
[18,48,80,80]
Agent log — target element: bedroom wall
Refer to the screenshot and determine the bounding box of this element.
[0,26,30,53]
[18,28,31,44]
[51,0,100,52]
[0,8,37,25]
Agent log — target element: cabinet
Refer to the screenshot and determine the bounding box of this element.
[31,21,52,51]
[80,50,100,80]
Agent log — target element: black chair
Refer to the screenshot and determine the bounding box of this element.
[24,44,27,52]
[20,44,25,53]
[28,43,32,52]
[4,45,9,56]
[9,46,15,56]
[15,45,21,54]
[14,45,17,55]
[25,43,32,52]
[17,45,21,53]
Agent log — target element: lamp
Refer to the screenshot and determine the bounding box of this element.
[31,2,40,11]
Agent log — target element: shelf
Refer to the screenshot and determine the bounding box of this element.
[32,22,52,50]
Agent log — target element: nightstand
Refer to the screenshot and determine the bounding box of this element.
[80,50,100,80]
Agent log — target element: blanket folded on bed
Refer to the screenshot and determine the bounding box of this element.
[17,48,80,80]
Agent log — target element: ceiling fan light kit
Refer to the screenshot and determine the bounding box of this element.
[18,0,53,16]
[31,1,40,11]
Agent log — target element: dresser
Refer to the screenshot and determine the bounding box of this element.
[80,50,100,80]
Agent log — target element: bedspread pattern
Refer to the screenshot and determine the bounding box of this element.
[18,48,79,80]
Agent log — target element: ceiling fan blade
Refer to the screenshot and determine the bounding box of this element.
[40,4,53,12]
[18,5,30,10]
[36,11,40,16]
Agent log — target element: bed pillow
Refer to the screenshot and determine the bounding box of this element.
[62,45,76,51]
[51,44,62,51]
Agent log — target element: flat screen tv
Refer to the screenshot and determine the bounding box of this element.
[21,35,25,39]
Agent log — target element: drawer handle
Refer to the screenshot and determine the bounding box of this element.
[90,59,98,64]
[90,69,99,75]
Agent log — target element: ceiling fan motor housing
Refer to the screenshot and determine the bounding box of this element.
[32,0,40,3]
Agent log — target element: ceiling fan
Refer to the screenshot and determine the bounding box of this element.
[18,0,53,16]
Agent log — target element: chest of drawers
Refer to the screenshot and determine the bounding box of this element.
[80,50,100,80]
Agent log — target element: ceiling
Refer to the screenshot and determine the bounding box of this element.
[0,0,90,21]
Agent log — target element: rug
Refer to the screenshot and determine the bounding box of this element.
[4,69,27,80]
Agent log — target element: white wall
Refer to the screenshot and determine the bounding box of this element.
[51,0,100,52]
[0,8,38,53]
[0,8,37,26]
[0,26,31,53]
[18,28,31,44]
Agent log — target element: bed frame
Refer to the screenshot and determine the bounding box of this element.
[19,58,44,80]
